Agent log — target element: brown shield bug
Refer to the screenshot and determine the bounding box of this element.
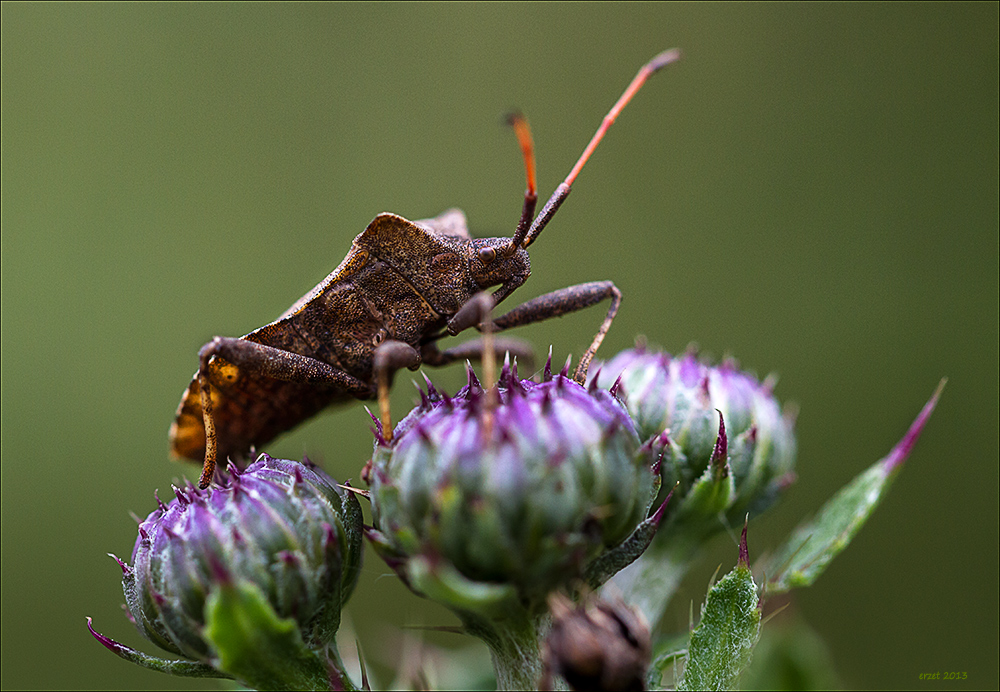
[170,49,681,488]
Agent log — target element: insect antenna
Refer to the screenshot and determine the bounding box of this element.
[522,48,681,249]
[507,111,538,252]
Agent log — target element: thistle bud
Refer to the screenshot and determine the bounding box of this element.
[594,346,796,524]
[367,359,660,689]
[593,346,796,631]
[92,455,364,689]
[369,360,655,609]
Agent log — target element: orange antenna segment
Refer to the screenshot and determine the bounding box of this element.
[507,111,540,251]
[565,48,681,187]
[523,48,681,248]
[508,112,537,197]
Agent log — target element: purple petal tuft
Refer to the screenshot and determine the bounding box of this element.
[465,382,482,410]
[678,351,701,387]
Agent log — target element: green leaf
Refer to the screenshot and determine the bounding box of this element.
[203,579,353,691]
[765,379,944,594]
[585,484,675,589]
[678,554,761,691]
[647,631,690,691]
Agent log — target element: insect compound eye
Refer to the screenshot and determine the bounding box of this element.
[478,246,497,265]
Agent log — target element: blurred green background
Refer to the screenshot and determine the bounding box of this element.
[2,4,996,690]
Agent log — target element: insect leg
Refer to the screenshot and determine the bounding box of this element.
[196,371,219,489]
[421,337,535,371]
[196,336,371,488]
[489,281,622,384]
[373,340,421,442]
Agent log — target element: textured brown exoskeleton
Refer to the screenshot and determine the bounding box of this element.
[170,49,681,488]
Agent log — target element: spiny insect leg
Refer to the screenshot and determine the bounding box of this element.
[488,281,622,384]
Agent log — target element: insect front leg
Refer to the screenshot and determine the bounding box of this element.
[196,336,371,488]
[488,280,622,385]
[373,340,421,442]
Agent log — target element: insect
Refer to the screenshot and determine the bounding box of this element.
[170,49,681,488]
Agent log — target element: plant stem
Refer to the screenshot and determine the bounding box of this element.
[460,609,547,690]
[607,535,698,632]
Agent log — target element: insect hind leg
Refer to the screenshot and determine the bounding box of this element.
[421,337,535,371]
[195,336,372,488]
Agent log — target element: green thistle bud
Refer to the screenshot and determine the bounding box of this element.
[594,346,797,526]
[366,358,660,689]
[592,345,796,631]
[90,455,364,690]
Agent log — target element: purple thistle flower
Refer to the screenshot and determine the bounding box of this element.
[367,358,657,614]
[119,455,363,662]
